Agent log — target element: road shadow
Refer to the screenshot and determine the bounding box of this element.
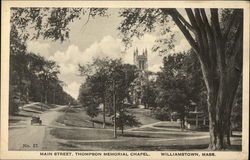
[119,134,152,138]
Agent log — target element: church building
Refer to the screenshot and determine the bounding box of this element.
[129,48,149,107]
[133,48,148,72]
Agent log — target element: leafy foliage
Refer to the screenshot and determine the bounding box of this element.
[78,57,141,131]
[146,50,206,122]
[116,108,141,134]
[151,107,170,121]
[11,8,108,42]
[9,50,75,114]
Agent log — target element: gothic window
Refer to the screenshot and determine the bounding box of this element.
[142,60,145,70]
[138,60,145,70]
[139,60,142,70]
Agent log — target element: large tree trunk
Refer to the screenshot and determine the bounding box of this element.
[203,63,241,150]
[168,8,243,150]
[53,90,56,104]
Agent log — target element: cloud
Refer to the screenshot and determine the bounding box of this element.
[49,35,124,98]
[174,38,191,53]
[148,64,162,72]
[27,34,189,99]
[64,82,81,99]
[48,33,186,99]
[27,41,51,58]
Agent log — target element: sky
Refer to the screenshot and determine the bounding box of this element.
[26,8,190,99]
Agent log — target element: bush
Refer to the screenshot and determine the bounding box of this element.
[151,107,170,121]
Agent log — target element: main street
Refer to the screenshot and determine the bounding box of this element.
[9,105,66,150]
[8,104,241,151]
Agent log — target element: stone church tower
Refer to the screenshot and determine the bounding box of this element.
[133,48,148,71]
[130,48,149,107]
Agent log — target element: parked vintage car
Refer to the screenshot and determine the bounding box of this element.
[31,115,42,125]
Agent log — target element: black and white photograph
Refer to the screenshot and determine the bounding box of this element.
[1,1,249,159]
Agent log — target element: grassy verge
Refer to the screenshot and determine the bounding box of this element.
[9,102,58,126]
[56,107,113,128]
[50,127,201,141]
[50,129,241,151]
[129,108,159,125]
[49,127,212,151]
[55,107,159,129]
[132,127,190,132]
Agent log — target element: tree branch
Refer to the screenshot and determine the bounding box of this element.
[211,9,226,71]
[81,8,92,32]
[172,9,194,32]
[200,9,217,70]
[185,9,199,32]
[230,24,243,60]
[168,10,199,53]
[185,8,208,65]
[223,9,240,40]
[194,9,211,66]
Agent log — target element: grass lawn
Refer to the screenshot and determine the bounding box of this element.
[48,106,242,151]
[55,106,159,129]
[153,122,181,128]
[56,107,113,128]
[8,116,28,126]
[49,127,211,151]
[70,139,211,151]
[17,102,58,115]
[22,103,57,112]
[129,108,159,125]
[9,103,59,126]
[49,127,241,151]
[132,127,190,132]
[50,127,200,141]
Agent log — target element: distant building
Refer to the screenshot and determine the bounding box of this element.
[129,48,149,107]
[184,102,208,130]
[170,101,208,130]
[134,48,148,71]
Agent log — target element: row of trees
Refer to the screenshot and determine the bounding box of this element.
[78,58,141,134]
[9,25,76,115]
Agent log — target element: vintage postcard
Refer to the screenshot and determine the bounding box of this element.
[1,1,249,160]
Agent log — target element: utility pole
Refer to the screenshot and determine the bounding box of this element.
[113,79,117,138]
[103,81,106,129]
[53,89,56,104]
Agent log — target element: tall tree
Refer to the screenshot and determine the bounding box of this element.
[157,53,191,129]
[118,8,243,150]
[37,60,60,104]
[79,58,120,128]
[78,58,140,132]
[79,82,100,127]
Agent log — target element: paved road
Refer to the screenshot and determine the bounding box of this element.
[8,105,66,151]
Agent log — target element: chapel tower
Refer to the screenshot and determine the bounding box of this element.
[133,48,148,71]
